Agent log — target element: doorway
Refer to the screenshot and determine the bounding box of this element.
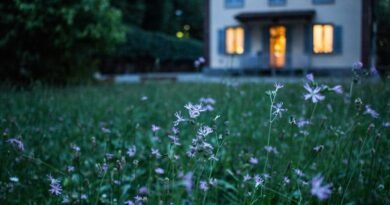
[269,26,286,68]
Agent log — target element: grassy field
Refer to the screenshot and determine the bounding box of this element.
[0,79,389,204]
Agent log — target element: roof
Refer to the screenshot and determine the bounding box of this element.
[235,10,316,22]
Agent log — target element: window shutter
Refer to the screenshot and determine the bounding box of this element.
[333,25,342,54]
[218,28,226,55]
[244,26,251,54]
[286,26,293,68]
[262,26,270,67]
[304,24,312,54]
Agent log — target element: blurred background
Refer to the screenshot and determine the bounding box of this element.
[0,0,389,84]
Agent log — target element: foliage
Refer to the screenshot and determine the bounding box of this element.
[0,78,388,204]
[115,28,203,61]
[0,0,125,84]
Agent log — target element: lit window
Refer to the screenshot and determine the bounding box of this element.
[226,27,244,54]
[313,24,333,54]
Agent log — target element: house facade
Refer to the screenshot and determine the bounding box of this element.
[204,0,373,74]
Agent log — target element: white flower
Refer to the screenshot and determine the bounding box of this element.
[155,167,164,174]
[364,105,379,118]
[184,103,206,118]
[197,126,213,137]
[304,83,325,103]
[272,102,287,118]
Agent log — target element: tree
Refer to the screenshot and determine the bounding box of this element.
[0,0,125,84]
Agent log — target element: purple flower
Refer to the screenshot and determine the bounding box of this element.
[182,172,193,193]
[151,148,161,158]
[272,102,287,118]
[151,124,160,132]
[313,145,324,152]
[294,169,305,177]
[364,105,379,118]
[249,157,258,165]
[102,163,109,173]
[155,167,164,174]
[311,174,332,201]
[197,126,213,137]
[70,144,80,152]
[198,57,205,63]
[254,175,264,188]
[124,200,135,205]
[264,146,278,154]
[352,61,363,70]
[7,138,24,151]
[105,153,114,159]
[139,186,148,195]
[331,85,343,94]
[297,118,310,128]
[306,73,314,82]
[127,145,137,157]
[274,83,284,90]
[304,83,325,103]
[243,174,252,182]
[383,122,390,127]
[184,103,206,118]
[48,175,62,196]
[67,166,75,173]
[199,180,209,191]
[174,112,186,126]
[283,176,290,185]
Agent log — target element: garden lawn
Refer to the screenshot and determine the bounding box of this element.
[0,80,389,204]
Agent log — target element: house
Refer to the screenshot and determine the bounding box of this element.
[203,0,374,75]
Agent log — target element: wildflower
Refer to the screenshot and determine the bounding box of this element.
[198,57,206,64]
[331,85,343,94]
[102,163,109,173]
[48,175,62,196]
[182,172,193,193]
[151,148,161,158]
[311,174,332,201]
[174,112,186,126]
[313,145,324,152]
[209,178,217,186]
[139,186,148,195]
[274,83,284,90]
[249,157,258,165]
[352,61,363,70]
[294,169,305,177]
[141,96,148,101]
[9,176,19,183]
[364,105,379,118]
[254,175,264,188]
[199,180,209,191]
[127,145,137,157]
[81,194,88,199]
[184,103,206,118]
[383,122,390,127]
[243,174,252,182]
[134,195,142,202]
[306,73,314,82]
[70,144,80,152]
[283,176,290,185]
[200,97,216,105]
[272,102,287,118]
[304,83,325,103]
[263,173,271,180]
[105,153,114,159]
[67,166,75,173]
[125,200,135,205]
[297,118,310,128]
[155,167,164,174]
[151,124,160,132]
[208,154,219,161]
[7,138,24,151]
[197,126,213,137]
[264,146,278,154]
[101,127,111,134]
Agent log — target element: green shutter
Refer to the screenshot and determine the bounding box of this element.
[262,26,270,67]
[218,28,226,55]
[333,25,342,54]
[244,26,251,54]
[304,24,312,54]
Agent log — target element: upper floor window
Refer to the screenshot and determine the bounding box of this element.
[225,0,244,8]
[226,27,245,54]
[312,0,334,4]
[313,24,334,53]
[269,0,286,6]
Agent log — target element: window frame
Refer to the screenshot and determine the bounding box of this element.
[312,0,335,5]
[269,0,287,6]
[312,23,335,55]
[225,0,244,9]
[225,26,245,55]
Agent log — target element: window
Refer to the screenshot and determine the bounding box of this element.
[313,24,334,54]
[269,0,286,6]
[225,0,244,8]
[312,0,334,4]
[226,27,245,54]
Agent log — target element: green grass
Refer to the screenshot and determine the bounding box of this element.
[0,80,389,204]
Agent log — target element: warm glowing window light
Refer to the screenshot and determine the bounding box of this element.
[226,27,244,54]
[313,24,333,53]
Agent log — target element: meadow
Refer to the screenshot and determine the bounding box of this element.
[0,76,389,204]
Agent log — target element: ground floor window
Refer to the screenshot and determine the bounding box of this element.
[313,24,334,54]
[225,27,244,54]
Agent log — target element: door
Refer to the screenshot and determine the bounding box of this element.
[269,26,286,68]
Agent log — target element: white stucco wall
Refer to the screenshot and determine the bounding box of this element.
[209,0,363,70]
